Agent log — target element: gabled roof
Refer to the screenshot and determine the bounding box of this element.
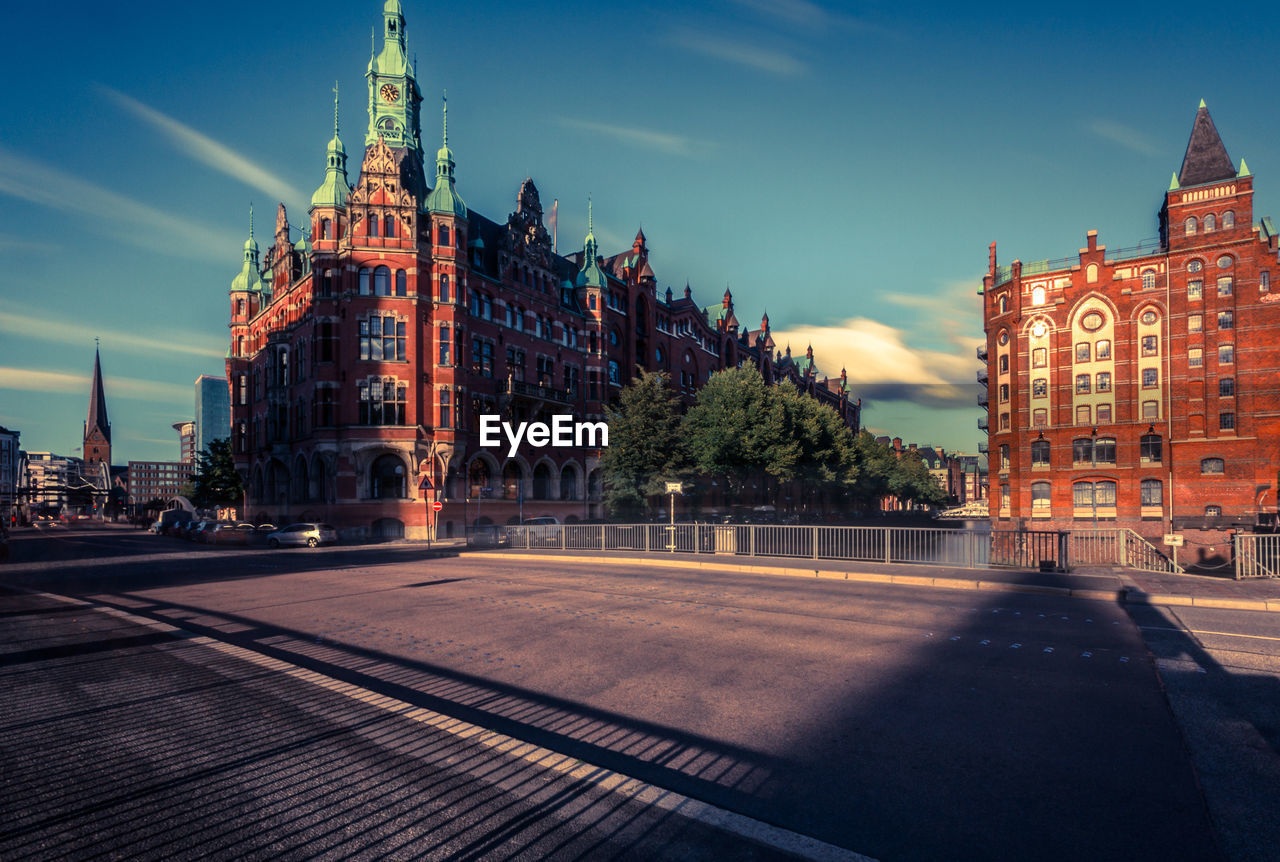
[1178,102,1237,187]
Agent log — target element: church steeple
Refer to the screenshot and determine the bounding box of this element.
[424,93,467,218]
[311,82,350,209]
[1177,100,1236,187]
[366,0,422,153]
[83,344,111,470]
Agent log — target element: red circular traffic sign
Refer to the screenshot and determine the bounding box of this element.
[432,502,443,512]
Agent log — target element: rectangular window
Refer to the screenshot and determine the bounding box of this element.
[1188,314,1202,333]
[1141,335,1158,356]
[1141,435,1162,463]
[1220,412,1235,430]
[1000,444,1010,471]
[1262,271,1271,292]
[1032,378,1047,397]
[1000,485,1010,511]
[1142,400,1158,420]
[1218,310,1234,330]
[1075,342,1090,362]
[1141,479,1162,507]
[1076,404,1091,425]
[438,326,451,365]
[1032,407,1048,427]
[1219,344,1234,364]
[471,338,495,378]
[1188,280,1202,299]
[999,383,1009,402]
[1094,339,1111,359]
[1096,403,1112,423]
[1142,368,1158,388]
[1075,374,1091,394]
[1032,482,1051,509]
[1073,483,1094,508]
[1189,347,1203,367]
[1032,347,1047,368]
[1096,372,1111,392]
[440,274,450,303]
[1094,437,1116,464]
[1217,276,1233,296]
[1031,439,1050,465]
[1094,480,1116,506]
[439,390,451,428]
[1219,377,1234,397]
[999,413,1010,431]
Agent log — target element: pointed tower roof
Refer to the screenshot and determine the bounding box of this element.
[86,346,110,445]
[577,196,607,289]
[312,82,351,209]
[425,93,467,218]
[1177,101,1236,187]
[230,206,265,293]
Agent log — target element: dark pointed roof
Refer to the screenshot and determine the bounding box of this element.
[86,348,110,443]
[1178,102,1236,187]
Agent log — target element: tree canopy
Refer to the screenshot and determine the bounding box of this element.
[189,438,244,509]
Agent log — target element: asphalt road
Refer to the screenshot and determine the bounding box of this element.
[4,527,1276,860]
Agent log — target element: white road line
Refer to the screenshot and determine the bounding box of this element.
[24,588,875,862]
[1140,625,1280,642]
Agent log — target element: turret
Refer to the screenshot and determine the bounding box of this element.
[424,94,467,219]
[311,82,351,242]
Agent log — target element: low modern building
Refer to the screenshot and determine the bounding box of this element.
[127,460,189,508]
[0,425,19,521]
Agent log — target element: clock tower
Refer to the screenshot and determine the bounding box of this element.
[366,0,422,157]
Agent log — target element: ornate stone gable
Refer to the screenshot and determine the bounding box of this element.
[504,178,552,268]
[348,136,417,236]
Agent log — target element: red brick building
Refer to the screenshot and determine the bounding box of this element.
[227,2,859,539]
[981,102,1280,561]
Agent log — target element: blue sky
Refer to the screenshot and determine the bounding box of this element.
[3,0,1279,463]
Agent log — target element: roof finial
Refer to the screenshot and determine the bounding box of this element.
[588,194,593,234]
[332,80,340,138]
[1199,98,1207,109]
[442,89,448,146]
[94,335,100,351]
[249,202,254,240]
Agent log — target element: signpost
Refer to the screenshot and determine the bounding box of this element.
[665,482,682,551]
[1163,533,1184,571]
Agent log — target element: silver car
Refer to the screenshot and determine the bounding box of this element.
[267,522,338,548]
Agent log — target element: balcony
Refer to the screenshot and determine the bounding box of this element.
[499,380,573,405]
[978,393,989,408]
[977,442,989,454]
[978,416,989,431]
[976,345,988,362]
[977,369,988,387]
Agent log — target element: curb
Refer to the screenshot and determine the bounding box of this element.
[466,551,1276,612]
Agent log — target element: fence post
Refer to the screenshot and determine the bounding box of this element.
[1058,532,1069,572]
[812,526,818,560]
[884,528,891,564]
[644,525,649,553]
[1118,530,1128,568]
[749,526,754,557]
[600,524,605,551]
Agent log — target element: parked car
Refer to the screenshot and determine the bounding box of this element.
[208,522,255,545]
[190,521,219,543]
[267,523,338,548]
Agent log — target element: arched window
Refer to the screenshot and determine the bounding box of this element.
[374,265,391,296]
[370,454,405,499]
[502,462,523,499]
[1223,210,1234,228]
[1201,458,1224,474]
[1031,481,1051,510]
[369,214,379,238]
[1141,479,1162,507]
[320,218,331,240]
[559,464,578,501]
[359,267,371,295]
[1086,264,1098,283]
[532,463,551,500]
[438,225,450,247]
[1185,217,1197,235]
[1204,213,1216,232]
[1204,505,1222,518]
[1093,437,1116,464]
[1141,269,1156,290]
[998,295,1008,313]
[384,215,396,238]
[1031,286,1046,305]
[1031,439,1050,466]
[395,269,407,296]
[468,460,491,499]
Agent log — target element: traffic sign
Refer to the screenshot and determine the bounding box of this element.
[665,482,683,494]
[432,501,443,512]
[418,476,433,490]
[1163,534,1184,547]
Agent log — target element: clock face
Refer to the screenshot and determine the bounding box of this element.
[380,83,400,103]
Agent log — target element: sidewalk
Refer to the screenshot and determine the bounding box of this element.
[466,548,1280,613]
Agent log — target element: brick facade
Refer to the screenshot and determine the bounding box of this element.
[982,103,1280,565]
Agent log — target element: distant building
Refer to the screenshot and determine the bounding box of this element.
[0,425,19,520]
[174,420,196,465]
[127,460,189,507]
[83,347,111,475]
[23,452,84,513]
[981,102,1280,555]
[194,376,230,457]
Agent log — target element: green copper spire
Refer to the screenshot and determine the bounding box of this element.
[311,81,351,209]
[365,0,422,152]
[230,205,265,293]
[578,196,607,289]
[1238,157,1251,177]
[1168,172,1180,191]
[425,92,467,218]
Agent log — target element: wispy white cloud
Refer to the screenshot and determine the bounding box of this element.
[669,28,807,77]
[0,234,60,254]
[558,118,714,158]
[0,307,225,360]
[1088,119,1162,156]
[99,85,305,205]
[0,146,239,263]
[729,0,882,33]
[0,367,191,403]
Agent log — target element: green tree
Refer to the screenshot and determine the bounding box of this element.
[601,371,687,518]
[190,438,244,509]
[681,367,785,499]
[888,450,948,509]
[849,432,896,510]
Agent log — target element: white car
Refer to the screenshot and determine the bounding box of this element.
[267,523,338,548]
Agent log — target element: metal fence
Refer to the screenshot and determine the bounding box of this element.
[490,524,1183,573]
[1234,533,1280,579]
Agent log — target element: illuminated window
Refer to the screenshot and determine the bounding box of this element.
[1141,269,1156,290]
[1032,482,1051,510]
[1075,342,1091,362]
[1031,286,1046,305]
[1188,314,1202,332]
[1188,280,1202,299]
[1095,339,1111,359]
[1205,505,1222,517]
[1219,344,1234,364]
[1189,348,1203,367]
[1032,348,1047,367]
